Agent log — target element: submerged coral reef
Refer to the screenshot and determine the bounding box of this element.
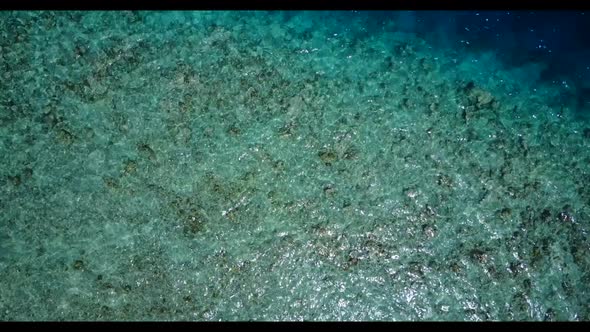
[0,11,589,321]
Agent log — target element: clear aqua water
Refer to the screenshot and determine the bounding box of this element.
[1,11,589,321]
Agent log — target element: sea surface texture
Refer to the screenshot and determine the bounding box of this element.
[1,11,589,321]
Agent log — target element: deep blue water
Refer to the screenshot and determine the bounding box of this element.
[366,11,590,113]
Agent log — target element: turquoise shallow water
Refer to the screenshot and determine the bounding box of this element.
[0,11,589,321]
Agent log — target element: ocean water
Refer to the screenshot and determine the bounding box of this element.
[0,11,589,321]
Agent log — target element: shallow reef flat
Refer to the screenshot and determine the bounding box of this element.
[0,11,589,321]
